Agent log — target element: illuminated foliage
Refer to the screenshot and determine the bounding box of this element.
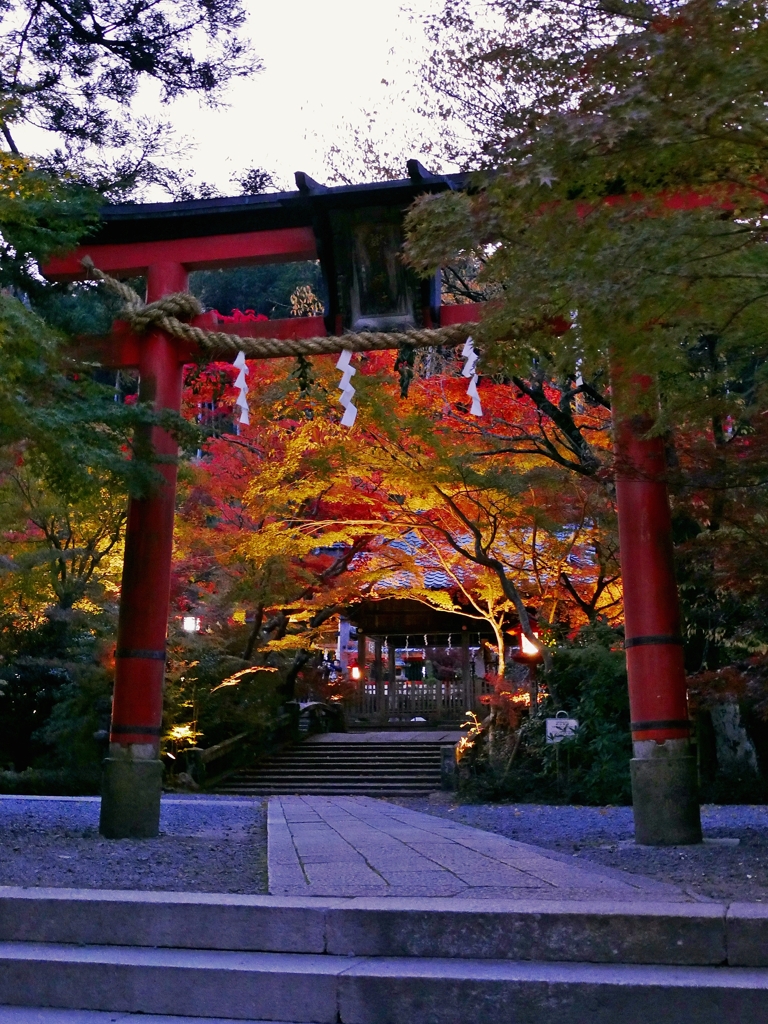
[405,0,768,672]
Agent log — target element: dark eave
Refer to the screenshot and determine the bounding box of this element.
[347,598,505,641]
[92,166,467,247]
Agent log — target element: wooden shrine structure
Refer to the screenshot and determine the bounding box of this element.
[43,162,700,844]
[346,598,504,726]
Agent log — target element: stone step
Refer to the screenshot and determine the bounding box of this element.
[2,890,767,1023]
[234,769,441,779]
[243,771,441,780]
[221,774,438,782]
[232,761,442,770]
[345,722,466,726]
[259,769,440,775]
[234,784,441,792]
[265,752,443,760]
[236,750,443,761]
[232,782,441,791]
[247,774,440,783]
[1,942,767,1024]
[264,749,442,755]
[238,766,441,773]
[216,787,438,796]
[0,888,763,966]
[286,741,448,746]
[252,757,442,765]
[0,1011,294,1024]
[273,746,446,753]
[261,755,441,762]
[278,749,444,757]
[288,746,445,751]
[242,753,443,760]
[215,736,450,797]
[218,792,437,799]
[265,747,444,754]
[253,767,440,774]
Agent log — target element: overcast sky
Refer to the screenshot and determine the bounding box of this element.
[149,0,444,194]
[7,0,456,197]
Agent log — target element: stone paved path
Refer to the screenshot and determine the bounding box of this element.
[0,1013,270,1024]
[268,796,695,900]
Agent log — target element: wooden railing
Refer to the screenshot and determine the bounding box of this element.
[350,678,487,724]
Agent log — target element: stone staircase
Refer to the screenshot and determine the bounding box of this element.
[213,739,447,796]
[0,887,767,1022]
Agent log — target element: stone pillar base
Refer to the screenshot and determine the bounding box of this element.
[441,745,457,791]
[630,754,702,845]
[99,758,163,839]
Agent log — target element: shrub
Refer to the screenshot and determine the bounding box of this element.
[459,622,632,805]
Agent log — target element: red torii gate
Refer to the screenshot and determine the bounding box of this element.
[43,169,700,845]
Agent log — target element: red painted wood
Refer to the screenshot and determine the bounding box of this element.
[440,303,487,326]
[218,315,327,341]
[43,227,318,280]
[109,261,188,748]
[613,376,690,743]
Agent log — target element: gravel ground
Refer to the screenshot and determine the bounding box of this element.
[0,796,267,893]
[393,798,768,903]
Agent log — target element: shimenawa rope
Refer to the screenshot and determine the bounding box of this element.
[81,258,473,359]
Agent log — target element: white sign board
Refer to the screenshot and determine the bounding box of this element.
[546,714,579,744]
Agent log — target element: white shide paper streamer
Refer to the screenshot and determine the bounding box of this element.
[233,350,250,426]
[336,349,358,427]
[461,336,483,417]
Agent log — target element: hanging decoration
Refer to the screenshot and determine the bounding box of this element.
[85,259,485,429]
[336,349,358,427]
[461,336,483,417]
[233,351,250,426]
[291,354,315,395]
[394,342,416,398]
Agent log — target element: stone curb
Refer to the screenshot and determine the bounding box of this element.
[0,1009,302,1024]
[1,943,768,1024]
[1,887,767,966]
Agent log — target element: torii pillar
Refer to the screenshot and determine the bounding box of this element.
[99,260,188,838]
[44,226,320,838]
[613,378,702,845]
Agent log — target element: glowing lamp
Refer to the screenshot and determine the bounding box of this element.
[512,615,543,664]
[182,615,201,633]
[350,665,362,681]
[521,632,539,658]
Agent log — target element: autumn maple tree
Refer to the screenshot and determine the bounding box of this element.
[403,0,768,676]
[172,340,622,694]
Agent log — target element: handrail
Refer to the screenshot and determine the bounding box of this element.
[194,731,252,766]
